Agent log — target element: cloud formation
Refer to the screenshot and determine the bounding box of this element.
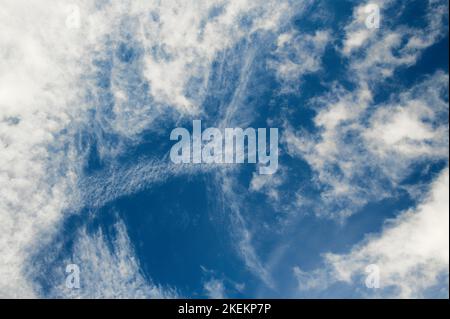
[0,0,448,299]
[325,167,449,298]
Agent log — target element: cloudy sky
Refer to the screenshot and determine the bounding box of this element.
[0,0,448,298]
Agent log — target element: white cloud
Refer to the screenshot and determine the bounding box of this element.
[249,169,285,201]
[269,30,330,92]
[283,0,448,218]
[325,166,449,298]
[293,266,328,292]
[71,0,297,160]
[364,73,449,161]
[343,29,372,55]
[291,166,449,298]
[76,159,222,209]
[49,219,176,298]
[343,0,448,81]
[342,1,388,55]
[204,278,226,299]
[285,71,448,218]
[117,0,292,113]
[0,0,91,298]
[1,0,447,299]
[217,173,274,288]
[0,0,295,297]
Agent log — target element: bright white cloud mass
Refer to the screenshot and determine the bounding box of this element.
[0,0,448,299]
[325,167,449,298]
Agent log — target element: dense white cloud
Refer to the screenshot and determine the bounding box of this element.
[293,166,449,298]
[325,167,449,298]
[0,0,91,298]
[363,73,449,162]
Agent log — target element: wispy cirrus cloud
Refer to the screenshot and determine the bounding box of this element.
[46,218,177,298]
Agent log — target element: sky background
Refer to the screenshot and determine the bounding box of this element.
[0,0,448,298]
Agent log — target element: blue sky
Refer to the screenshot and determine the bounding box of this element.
[0,0,448,298]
